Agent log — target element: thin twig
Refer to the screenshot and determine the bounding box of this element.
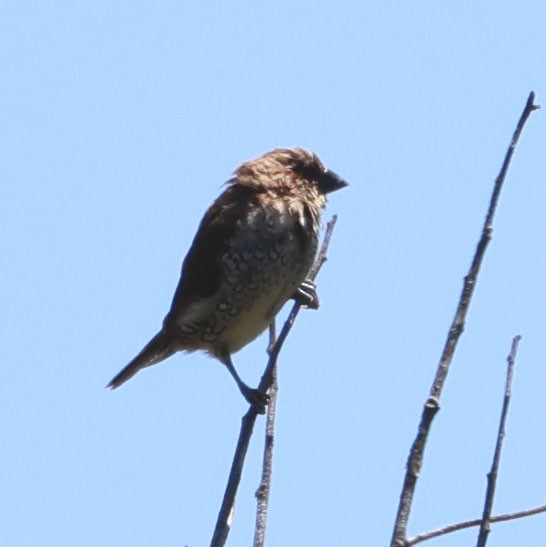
[253,349,278,547]
[390,92,539,547]
[253,322,279,546]
[210,215,339,547]
[267,321,277,356]
[476,335,522,547]
[407,503,546,545]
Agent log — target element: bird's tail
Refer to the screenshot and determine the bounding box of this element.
[106,330,176,389]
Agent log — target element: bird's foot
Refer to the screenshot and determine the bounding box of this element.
[293,279,320,310]
[240,384,270,414]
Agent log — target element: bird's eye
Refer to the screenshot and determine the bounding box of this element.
[293,163,319,181]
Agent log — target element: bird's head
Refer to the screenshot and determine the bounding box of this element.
[231,147,348,198]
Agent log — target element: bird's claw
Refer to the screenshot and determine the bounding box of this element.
[293,279,320,310]
[241,385,270,414]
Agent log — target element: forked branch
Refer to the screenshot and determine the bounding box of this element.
[390,92,539,547]
[210,216,339,547]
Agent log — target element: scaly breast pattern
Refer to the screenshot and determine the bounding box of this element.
[179,203,318,355]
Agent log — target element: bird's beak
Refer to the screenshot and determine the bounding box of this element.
[318,169,349,194]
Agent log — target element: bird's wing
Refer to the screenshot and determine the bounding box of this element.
[164,184,256,323]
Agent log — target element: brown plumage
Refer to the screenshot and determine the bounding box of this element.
[107,148,347,412]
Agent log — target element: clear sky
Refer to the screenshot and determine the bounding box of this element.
[3,2,546,546]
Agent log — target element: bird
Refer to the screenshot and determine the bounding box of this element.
[107,148,347,412]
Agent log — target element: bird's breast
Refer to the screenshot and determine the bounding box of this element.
[215,226,316,353]
[174,201,319,355]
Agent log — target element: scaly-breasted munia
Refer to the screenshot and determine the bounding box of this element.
[107,148,347,412]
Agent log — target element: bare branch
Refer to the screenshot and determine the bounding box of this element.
[210,215,339,547]
[253,321,279,546]
[476,335,521,547]
[407,504,546,545]
[390,92,539,547]
[253,358,278,547]
[267,321,277,356]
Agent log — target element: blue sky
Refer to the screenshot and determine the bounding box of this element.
[3,2,546,546]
